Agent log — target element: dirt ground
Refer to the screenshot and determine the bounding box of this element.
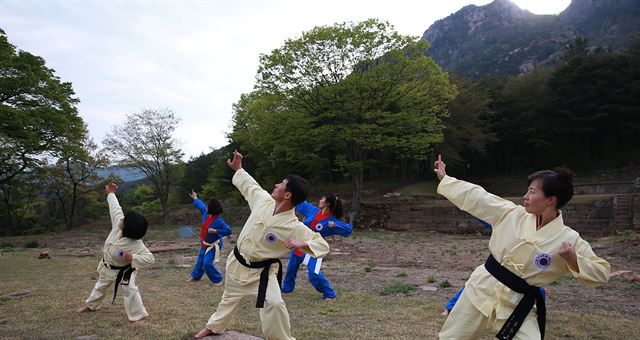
[1,225,639,339]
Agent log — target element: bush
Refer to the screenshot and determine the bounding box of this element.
[380,284,416,295]
[82,201,109,219]
[24,240,39,248]
[1,241,14,248]
[439,280,453,288]
[133,199,162,214]
[427,274,437,283]
[395,272,408,277]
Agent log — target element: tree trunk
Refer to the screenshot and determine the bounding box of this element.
[67,183,79,230]
[349,166,363,226]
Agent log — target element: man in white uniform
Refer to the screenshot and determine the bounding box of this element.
[195,151,330,340]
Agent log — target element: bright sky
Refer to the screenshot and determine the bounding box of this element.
[0,0,570,159]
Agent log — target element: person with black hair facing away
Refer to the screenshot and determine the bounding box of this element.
[77,182,155,326]
[281,193,352,301]
[194,150,329,340]
[187,190,232,286]
[434,155,610,339]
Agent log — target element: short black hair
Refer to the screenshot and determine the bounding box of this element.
[285,174,309,206]
[527,167,575,209]
[122,211,148,239]
[207,198,223,215]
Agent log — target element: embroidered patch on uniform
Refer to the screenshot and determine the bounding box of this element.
[534,253,552,270]
[314,223,323,231]
[264,232,278,243]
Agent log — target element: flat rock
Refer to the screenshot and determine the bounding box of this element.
[3,290,32,299]
[76,336,98,340]
[610,270,632,277]
[194,331,262,339]
[419,285,438,291]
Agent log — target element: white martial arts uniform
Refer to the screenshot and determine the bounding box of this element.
[204,169,330,340]
[84,193,155,321]
[437,176,610,339]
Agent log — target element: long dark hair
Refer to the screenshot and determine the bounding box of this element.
[322,192,343,219]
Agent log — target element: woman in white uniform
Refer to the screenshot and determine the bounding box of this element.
[434,155,610,340]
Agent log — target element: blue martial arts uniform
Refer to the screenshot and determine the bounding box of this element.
[281,200,352,299]
[191,198,232,283]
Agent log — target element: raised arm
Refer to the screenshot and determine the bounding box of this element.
[295,200,320,219]
[191,191,207,216]
[228,151,270,209]
[435,155,518,228]
[105,182,124,230]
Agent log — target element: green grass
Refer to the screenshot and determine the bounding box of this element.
[380,284,416,295]
[439,280,453,288]
[1,229,639,340]
[612,229,633,241]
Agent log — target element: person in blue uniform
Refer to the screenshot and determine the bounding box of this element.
[281,193,352,300]
[188,190,232,286]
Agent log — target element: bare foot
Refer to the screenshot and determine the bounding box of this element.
[441,309,450,317]
[131,316,149,327]
[323,298,334,303]
[194,328,214,338]
[76,306,93,313]
[211,281,223,287]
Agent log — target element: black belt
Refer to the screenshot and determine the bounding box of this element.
[484,254,546,340]
[233,246,282,308]
[102,258,135,304]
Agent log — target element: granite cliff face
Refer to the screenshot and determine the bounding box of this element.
[422,0,640,77]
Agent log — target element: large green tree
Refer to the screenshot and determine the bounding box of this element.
[0,29,85,185]
[235,19,456,222]
[435,76,496,176]
[44,136,108,230]
[0,28,86,233]
[102,108,183,220]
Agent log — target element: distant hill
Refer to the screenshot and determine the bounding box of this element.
[97,166,147,182]
[422,0,640,77]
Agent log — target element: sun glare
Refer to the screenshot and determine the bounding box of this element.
[510,0,572,15]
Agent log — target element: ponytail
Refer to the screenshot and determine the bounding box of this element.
[322,192,343,219]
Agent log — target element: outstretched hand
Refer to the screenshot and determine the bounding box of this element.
[189,190,198,200]
[433,154,447,181]
[105,182,118,194]
[227,150,243,172]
